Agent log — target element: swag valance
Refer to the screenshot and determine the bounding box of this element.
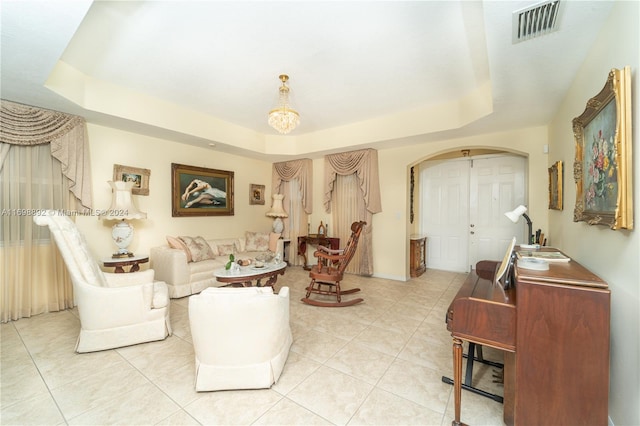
[0,100,92,208]
[272,158,313,214]
[324,148,382,214]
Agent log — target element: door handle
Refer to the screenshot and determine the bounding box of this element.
[470,231,475,235]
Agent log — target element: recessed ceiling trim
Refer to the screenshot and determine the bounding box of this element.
[512,0,563,44]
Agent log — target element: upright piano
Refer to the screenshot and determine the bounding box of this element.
[446,249,610,426]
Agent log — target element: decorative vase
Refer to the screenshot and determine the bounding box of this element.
[112,220,134,256]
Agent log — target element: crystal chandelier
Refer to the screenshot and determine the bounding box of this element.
[268,74,300,134]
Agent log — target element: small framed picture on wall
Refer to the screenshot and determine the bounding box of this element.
[250,184,265,205]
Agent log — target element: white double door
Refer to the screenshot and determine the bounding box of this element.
[419,155,526,272]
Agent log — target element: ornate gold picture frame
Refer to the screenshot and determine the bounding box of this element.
[572,66,633,230]
[548,161,563,210]
[113,164,150,196]
[171,163,234,217]
[249,184,265,205]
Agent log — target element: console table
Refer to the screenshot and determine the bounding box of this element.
[297,235,340,270]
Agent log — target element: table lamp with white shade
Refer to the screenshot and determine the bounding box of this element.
[265,193,288,234]
[100,180,147,258]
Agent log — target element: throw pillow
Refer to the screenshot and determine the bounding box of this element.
[216,243,236,256]
[167,236,192,262]
[178,236,216,262]
[269,232,280,253]
[245,231,270,252]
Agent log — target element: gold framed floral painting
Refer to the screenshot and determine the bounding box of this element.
[572,66,633,230]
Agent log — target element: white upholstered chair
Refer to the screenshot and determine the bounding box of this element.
[188,286,292,391]
[34,211,172,353]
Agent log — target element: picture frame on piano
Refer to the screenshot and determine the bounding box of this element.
[494,237,517,292]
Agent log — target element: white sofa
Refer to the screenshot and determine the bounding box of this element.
[189,286,292,391]
[151,233,283,298]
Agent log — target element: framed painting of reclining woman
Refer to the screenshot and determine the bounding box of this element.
[171,163,234,217]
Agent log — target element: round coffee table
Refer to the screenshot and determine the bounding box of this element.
[213,262,287,287]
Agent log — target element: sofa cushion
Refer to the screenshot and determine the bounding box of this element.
[167,236,192,262]
[179,236,216,262]
[189,258,221,274]
[216,243,236,256]
[208,238,242,255]
[245,231,270,252]
[269,232,280,252]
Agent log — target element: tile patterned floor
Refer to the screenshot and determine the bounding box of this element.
[1,266,505,425]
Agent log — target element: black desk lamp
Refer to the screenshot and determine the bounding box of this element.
[505,205,533,245]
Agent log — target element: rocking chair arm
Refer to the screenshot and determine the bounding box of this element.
[315,245,344,256]
[313,250,345,263]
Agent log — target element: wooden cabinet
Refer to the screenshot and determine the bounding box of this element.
[409,235,426,277]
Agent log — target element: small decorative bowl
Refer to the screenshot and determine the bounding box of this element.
[255,252,275,263]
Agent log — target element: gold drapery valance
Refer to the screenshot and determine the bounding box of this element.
[272,158,313,214]
[0,100,92,208]
[324,148,382,214]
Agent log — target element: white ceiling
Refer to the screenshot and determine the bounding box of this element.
[1,0,615,160]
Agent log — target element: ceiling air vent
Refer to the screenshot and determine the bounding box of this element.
[512,0,563,43]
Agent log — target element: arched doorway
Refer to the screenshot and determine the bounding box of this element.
[417,150,527,272]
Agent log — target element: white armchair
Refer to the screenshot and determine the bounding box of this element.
[34,211,172,353]
[188,286,292,391]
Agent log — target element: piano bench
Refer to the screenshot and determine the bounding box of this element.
[476,260,500,281]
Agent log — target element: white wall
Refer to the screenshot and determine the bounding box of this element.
[548,2,639,424]
[76,124,274,260]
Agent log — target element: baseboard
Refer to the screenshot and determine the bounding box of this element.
[371,272,406,281]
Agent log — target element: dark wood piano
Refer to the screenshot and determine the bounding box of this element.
[446,250,610,426]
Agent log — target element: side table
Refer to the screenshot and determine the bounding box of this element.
[409,235,427,277]
[102,255,149,273]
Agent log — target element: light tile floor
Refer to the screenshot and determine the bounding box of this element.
[1,266,505,425]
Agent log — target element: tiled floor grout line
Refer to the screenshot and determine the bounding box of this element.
[8,321,71,424]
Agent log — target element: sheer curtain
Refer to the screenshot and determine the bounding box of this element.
[272,159,312,266]
[282,179,308,266]
[324,149,382,276]
[0,100,92,322]
[331,173,370,274]
[0,144,75,321]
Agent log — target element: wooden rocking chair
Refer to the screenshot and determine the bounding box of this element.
[301,221,366,307]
